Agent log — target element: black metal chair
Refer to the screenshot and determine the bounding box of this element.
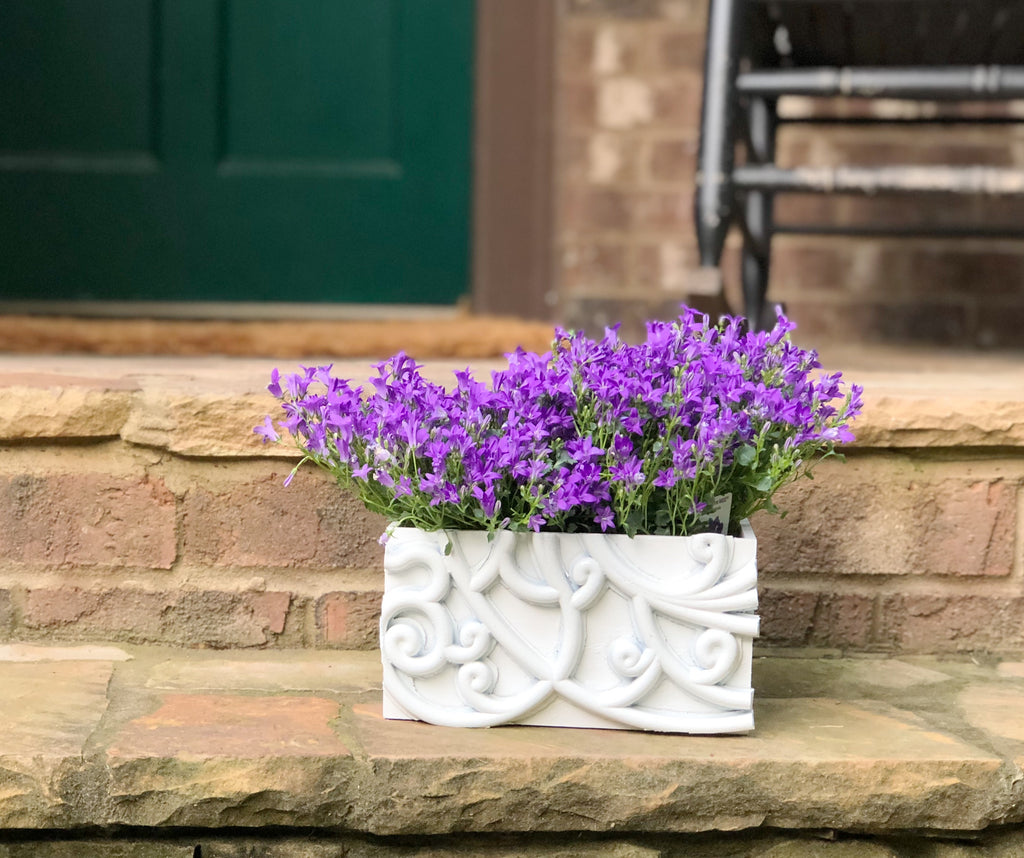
[693,0,1024,328]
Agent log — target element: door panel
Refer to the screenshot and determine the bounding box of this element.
[0,0,473,305]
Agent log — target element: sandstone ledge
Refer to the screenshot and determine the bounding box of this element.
[0,646,1021,838]
[0,352,1022,454]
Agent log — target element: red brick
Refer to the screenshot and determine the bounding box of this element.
[581,24,646,75]
[758,589,818,646]
[754,460,1018,578]
[630,190,694,232]
[568,134,642,184]
[561,135,593,184]
[633,241,699,293]
[972,301,1024,350]
[0,474,176,569]
[560,23,599,77]
[653,28,705,71]
[560,240,630,293]
[559,185,631,231]
[0,589,13,637]
[180,469,385,570]
[561,296,689,341]
[773,299,972,347]
[878,594,1024,654]
[561,81,598,128]
[651,76,703,128]
[903,247,1024,299]
[770,240,916,297]
[759,589,877,650]
[772,194,848,226]
[565,0,701,20]
[777,130,1017,169]
[318,591,382,650]
[646,138,697,183]
[808,593,877,650]
[23,586,297,648]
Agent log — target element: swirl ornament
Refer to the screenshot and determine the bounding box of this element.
[380,522,759,734]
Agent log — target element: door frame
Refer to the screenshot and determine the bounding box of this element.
[471,0,556,321]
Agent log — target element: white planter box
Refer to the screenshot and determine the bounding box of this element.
[380,522,759,734]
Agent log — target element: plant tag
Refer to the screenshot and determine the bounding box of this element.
[705,492,732,534]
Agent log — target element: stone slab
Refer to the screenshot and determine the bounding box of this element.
[0,661,114,758]
[0,660,115,828]
[344,698,1004,834]
[144,651,381,693]
[0,643,132,662]
[0,352,1021,453]
[108,694,351,759]
[0,649,1019,836]
[958,682,1024,761]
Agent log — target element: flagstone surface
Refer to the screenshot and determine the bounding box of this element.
[0,645,1021,838]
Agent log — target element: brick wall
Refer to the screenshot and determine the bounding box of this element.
[554,0,1024,346]
[0,362,1021,655]
[0,437,1020,654]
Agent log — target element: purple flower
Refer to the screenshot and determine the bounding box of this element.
[253,416,280,444]
[259,305,862,538]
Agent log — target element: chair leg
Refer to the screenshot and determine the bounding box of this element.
[695,0,746,269]
[741,96,777,330]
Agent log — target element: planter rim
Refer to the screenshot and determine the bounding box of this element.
[388,518,755,542]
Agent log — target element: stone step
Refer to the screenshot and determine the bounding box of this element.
[0,349,1022,653]
[1,644,1022,854]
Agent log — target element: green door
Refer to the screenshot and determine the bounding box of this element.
[0,0,473,306]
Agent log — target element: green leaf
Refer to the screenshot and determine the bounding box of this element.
[746,474,773,493]
[735,445,757,466]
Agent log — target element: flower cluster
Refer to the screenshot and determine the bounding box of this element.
[257,309,862,538]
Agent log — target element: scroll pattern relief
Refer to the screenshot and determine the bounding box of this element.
[381,526,759,734]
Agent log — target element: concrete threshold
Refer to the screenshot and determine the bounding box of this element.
[0,644,1022,840]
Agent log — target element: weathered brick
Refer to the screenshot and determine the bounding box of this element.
[592,25,645,75]
[909,247,1024,299]
[0,473,176,569]
[317,591,382,650]
[566,0,696,20]
[630,190,694,233]
[770,240,914,297]
[560,295,690,341]
[808,593,877,650]
[561,81,597,128]
[777,131,1018,169]
[754,459,1018,578]
[645,137,697,183]
[22,586,297,648]
[596,77,654,129]
[560,240,630,293]
[769,298,972,346]
[972,301,1024,350]
[559,185,631,231]
[758,589,819,647]
[653,27,705,70]
[878,594,1024,654]
[759,589,877,650]
[633,241,698,293]
[772,194,847,227]
[649,78,703,129]
[573,133,641,184]
[180,469,385,570]
[0,589,13,638]
[560,22,599,77]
